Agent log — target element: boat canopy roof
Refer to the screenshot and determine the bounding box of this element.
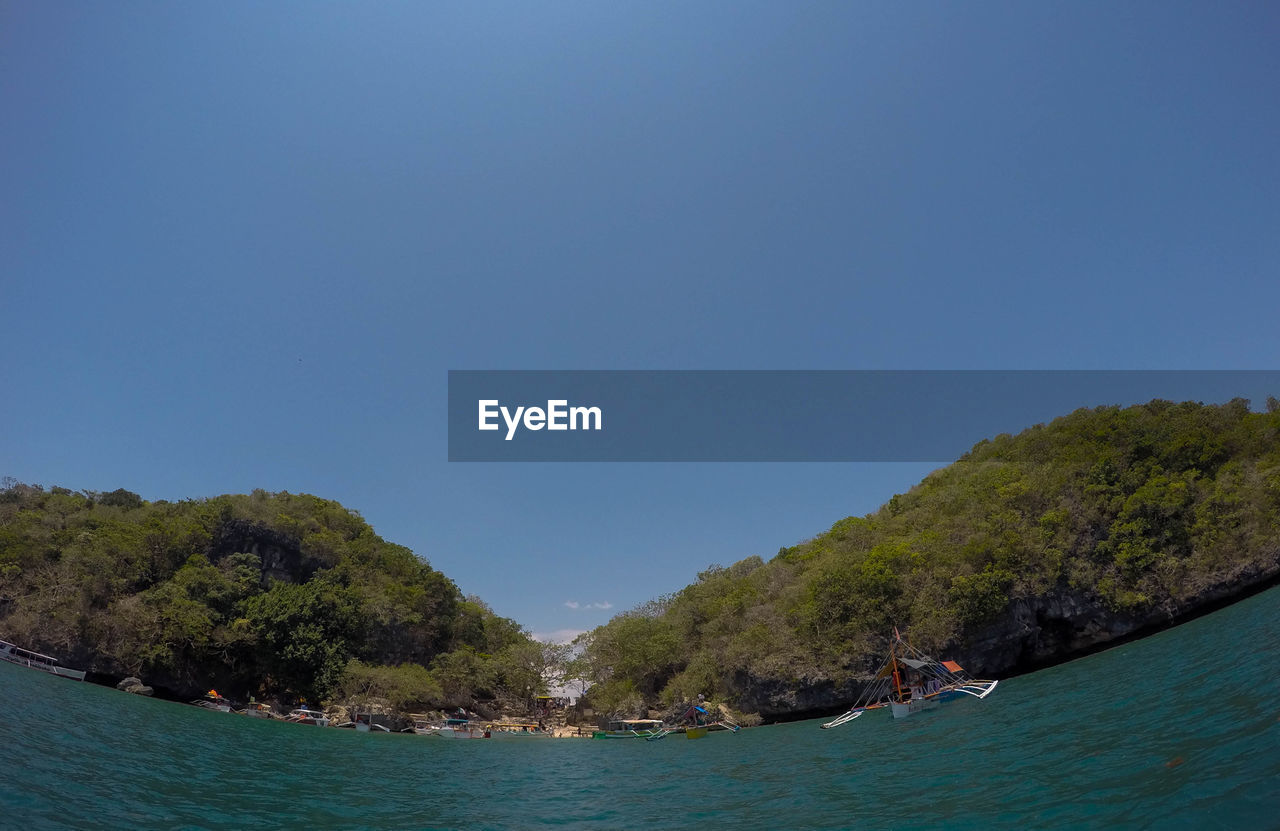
[0,640,62,664]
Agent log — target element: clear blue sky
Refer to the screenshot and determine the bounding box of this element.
[3,1,1277,641]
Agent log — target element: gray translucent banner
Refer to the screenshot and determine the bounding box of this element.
[447,371,1280,462]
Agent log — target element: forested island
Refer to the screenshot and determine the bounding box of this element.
[0,484,558,715]
[2,398,1278,724]
[574,397,1280,720]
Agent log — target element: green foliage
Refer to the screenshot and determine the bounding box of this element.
[243,579,364,700]
[430,647,498,704]
[948,568,1015,625]
[584,678,644,716]
[490,639,553,705]
[583,612,681,698]
[99,488,144,510]
[339,660,443,711]
[660,652,720,706]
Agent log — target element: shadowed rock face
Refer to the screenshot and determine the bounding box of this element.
[730,651,885,722]
[955,589,1147,677]
[208,519,314,585]
[77,654,246,704]
[731,671,864,723]
[956,555,1280,679]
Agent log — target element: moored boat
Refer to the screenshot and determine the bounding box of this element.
[285,707,331,727]
[645,704,741,741]
[0,639,86,681]
[822,630,998,729]
[337,713,391,732]
[409,715,490,739]
[591,718,667,739]
[192,689,233,712]
[238,700,275,719]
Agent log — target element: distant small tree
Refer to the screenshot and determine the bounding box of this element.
[100,488,144,510]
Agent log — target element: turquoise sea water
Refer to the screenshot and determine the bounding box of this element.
[3,587,1278,830]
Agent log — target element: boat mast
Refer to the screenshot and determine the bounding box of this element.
[890,630,904,702]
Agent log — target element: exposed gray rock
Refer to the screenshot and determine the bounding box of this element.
[116,676,154,696]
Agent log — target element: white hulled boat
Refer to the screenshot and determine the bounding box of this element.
[822,630,998,729]
[0,639,86,681]
[285,707,331,727]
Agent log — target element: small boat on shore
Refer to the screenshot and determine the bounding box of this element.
[337,713,391,732]
[591,718,667,739]
[0,639,86,681]
[238,700,275,719]
[822,630,998,729]
[285,707,331,727]
[410,716,491,739]
[191,689,233,712]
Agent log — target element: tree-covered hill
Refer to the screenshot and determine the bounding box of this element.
[0,485,552,709]
[574,398,1280,720]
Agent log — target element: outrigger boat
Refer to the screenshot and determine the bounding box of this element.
[645,706,742,741]
[0,639,86,681]
[285,706,331,727]
[191,689,233,712]
[821,631,998,729]
[336,713,391,732]
[408,715,491,739]
[591,718,667,739]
